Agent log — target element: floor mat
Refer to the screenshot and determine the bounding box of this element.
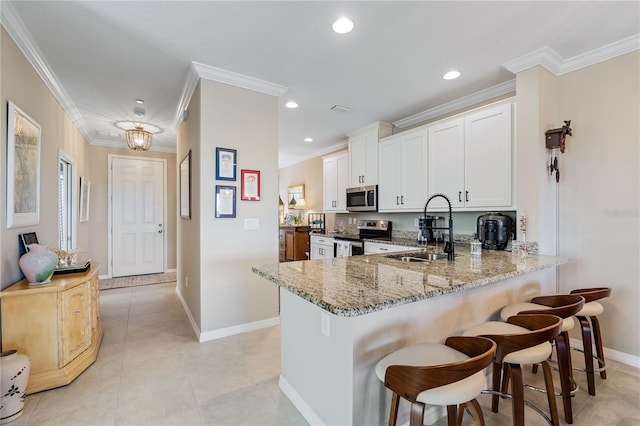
[99,271,176,290]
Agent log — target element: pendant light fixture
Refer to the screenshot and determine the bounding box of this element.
[125,126,152,151]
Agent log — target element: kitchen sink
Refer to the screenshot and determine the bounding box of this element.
[384,251,459,262]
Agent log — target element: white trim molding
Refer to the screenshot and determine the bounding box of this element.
[393,80,516,129]
[278,375,326,426]
[1,2,91,142]
[570,337,640,369]
[199,317,280,343]
[172,61,289,131]
[503,34,640,76]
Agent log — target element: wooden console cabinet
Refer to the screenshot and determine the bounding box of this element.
[279,226,310,262]
[0,263,102,394]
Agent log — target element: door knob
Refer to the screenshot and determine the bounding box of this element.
[158,230,163,234]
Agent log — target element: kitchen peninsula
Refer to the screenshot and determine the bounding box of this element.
[253,247,568,425]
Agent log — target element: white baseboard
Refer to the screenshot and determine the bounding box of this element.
[199,316,280,342]
[167,268,177,273]
[278,375,326,426]
[175,286,202,338]
[98,274,110,280]
[569,337,640,368]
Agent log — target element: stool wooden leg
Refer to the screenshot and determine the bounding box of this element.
[591,315,607,379]
[507,364,525,426]
[410,402,425,426]
[388,392,400,426]
[491,361,503,413]
[578,315,596,396]
[461,399,485,426]
[556,331,574,424]
[541,360,560,426]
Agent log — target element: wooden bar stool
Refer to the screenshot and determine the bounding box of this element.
[500,294,585,424]
[463,314,563,426]
[375,336,496,426]
[570,287,612,396]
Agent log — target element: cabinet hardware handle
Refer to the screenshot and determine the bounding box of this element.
[158,230,163,234]
[459,191,462,202]
[396,196,399,205]
[380,248,388,251]
[401,196,404,205]
[74,310,81,314]
[466,191,469,202]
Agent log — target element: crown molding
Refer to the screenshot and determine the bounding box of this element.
[1,2,92,142]
[172,61,289,131]
[393,79,516,129]
[503,34,640,76]
[172,63,201,130]
[192,61,289,97]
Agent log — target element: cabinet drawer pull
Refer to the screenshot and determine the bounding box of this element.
[401,196,404,205]
[396,196,399,205]
[74,309,81,314]
[459,191,462,202]
[379,248,388,251]
[466,191,469,202]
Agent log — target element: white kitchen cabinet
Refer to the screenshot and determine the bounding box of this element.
[378,127,428,212]
[427,103,512,210]
[348,122,393,186]
[310,235,335,259]
[323,152,349,212]
[364,242,410,255]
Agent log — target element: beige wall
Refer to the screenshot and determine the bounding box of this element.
[1,29,90,289]
[177,82,202,329]
[555,52,639,357]
[178,79,280,336]
[1,29,177,288]
[86,145,177,276]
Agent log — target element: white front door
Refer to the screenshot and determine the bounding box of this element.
[111,156,165,277]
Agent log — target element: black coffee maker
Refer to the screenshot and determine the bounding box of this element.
[477,213,514,250]
[417,216,442,244]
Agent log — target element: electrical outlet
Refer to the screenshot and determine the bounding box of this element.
[185,276,189,288]
[321,312,330,337]
[414,218,420,227]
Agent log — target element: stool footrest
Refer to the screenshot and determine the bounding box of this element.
[481,389,554,425]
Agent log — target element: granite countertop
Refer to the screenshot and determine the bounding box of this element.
[252,246,568,317]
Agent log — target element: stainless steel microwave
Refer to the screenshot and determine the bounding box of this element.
[346,185,377,212]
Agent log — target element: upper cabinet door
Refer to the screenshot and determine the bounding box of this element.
[348,122,392,187]
[323,152,349,212]
[428,118,465,209]
[464,104,512,208]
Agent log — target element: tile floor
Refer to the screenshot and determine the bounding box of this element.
[10,282,640,426]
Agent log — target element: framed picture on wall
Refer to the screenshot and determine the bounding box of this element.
[180,150,191,219]
[215,147,237,181]
[241,169,260,201]
[215,185,236,218]
[6,101,41,228]
[79,176,91,222]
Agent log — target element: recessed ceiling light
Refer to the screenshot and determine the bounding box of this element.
[304,137,314,142]
[285,101,299,109]
[332,17,354,34]
[135,99,145,104]
[442,70,461,80]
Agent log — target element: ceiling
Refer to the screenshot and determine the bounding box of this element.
[3,1,639,168]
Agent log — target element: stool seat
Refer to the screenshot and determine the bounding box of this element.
[570,287,612,396]
[464,321,553,365]
[463,314,563,426]
[577,301,604,317]
[375,343,486,406]
[376,336,496,426]
[500,302,575,331]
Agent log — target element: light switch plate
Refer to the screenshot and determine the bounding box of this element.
[244,218,260,230]
[321,312,330,337]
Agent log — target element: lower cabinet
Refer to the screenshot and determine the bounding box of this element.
[280,226,310,261]
[364,242,411,255]
[309,235,335,259]
[0,264,102,394]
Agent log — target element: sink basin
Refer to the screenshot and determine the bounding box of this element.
[385,251,458,262]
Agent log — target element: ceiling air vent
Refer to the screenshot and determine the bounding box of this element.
[330,105,351,112]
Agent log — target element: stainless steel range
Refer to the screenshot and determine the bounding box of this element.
[334,220,392,257]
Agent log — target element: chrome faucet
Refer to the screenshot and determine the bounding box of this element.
[422,193,455,261]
